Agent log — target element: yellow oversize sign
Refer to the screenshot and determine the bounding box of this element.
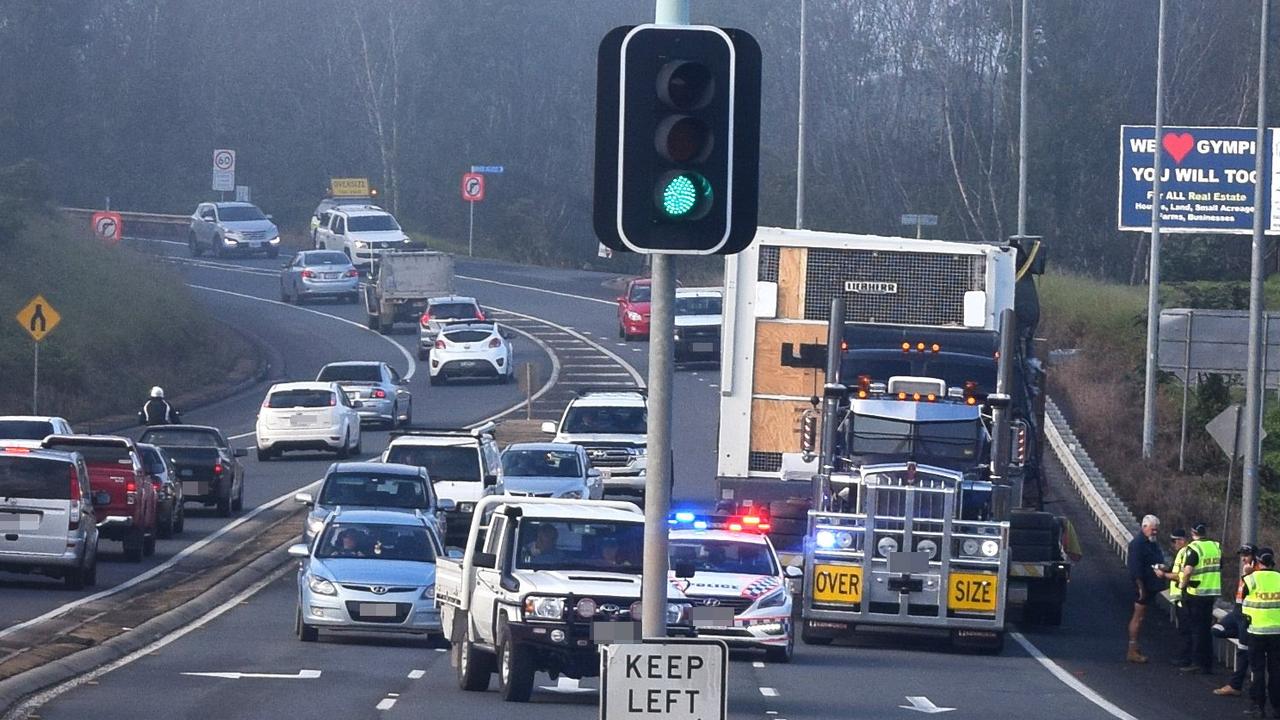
[330,177,370,197]
[16,294,61,342]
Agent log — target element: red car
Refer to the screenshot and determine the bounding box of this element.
[42,435,158,562]
[616,278,652,340]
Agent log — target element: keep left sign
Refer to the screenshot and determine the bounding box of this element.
[600,639,727,720]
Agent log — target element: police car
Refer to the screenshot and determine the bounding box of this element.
[668,512,800,662]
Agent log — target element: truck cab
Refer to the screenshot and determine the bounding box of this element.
[436,496,692,702]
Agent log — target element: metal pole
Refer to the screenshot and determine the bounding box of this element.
[1141,0,1168,459]
[1227,404,1243,544]
[1017,0,1029,237]
[794,0,807,229]
[32,342,38,414]
[1178,312,1192,471]
[640,0,687,643]
[468,201,475,257]
[1241,0,1271,545]
[818,297,846,480]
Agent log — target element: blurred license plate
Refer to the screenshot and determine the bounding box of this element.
[0,513,40,531]
[182,481,202,496]
[323,272,340,280]
[290,414,315,426]
[461,361,476,367]
[692,342,714,352]
[359,603,397,617]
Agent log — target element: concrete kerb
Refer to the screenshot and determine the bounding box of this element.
[0,537,294,717]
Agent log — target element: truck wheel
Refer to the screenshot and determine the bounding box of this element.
[497,636,535,702]
[801,623,837,646]
[378,315,393,334]
[456,637,492,692]
[296,607,319,642]
[142,531,156,557]
[123,529,144,563]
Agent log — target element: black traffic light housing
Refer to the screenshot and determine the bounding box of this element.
[594,24,761,255]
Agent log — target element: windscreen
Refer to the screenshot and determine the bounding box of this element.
[267,390,333,408]
[430,302,480,320]
[384,445,479,483]
[219,206,266,221]
[0,420,54,440]
[0,457,72,499]
[563,406,647,435]
[515,519,644,573]
[501,449,581,478]
[137,446,168,474]
[317,365,381,382]
[42,442,131,464]
[318,472,429,508]
[140,428,218,447]
[675,296,721,316]
[303,251,349,266]
[849,416,979,461]
[347,215,400,232]
[669,539,777,576]
[315,522,435,561]
[443,329,492,344]
[628,285,651,302]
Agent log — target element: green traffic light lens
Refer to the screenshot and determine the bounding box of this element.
[657,172,712,220]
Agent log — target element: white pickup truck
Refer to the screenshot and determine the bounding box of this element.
[437,496,694,702]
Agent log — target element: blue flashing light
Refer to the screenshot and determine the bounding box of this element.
[675,511,696,523]
[693,520,708,530]
[815,530,836,549]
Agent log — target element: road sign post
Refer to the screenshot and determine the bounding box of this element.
[212,149,236,195]
[15,295,61,413]
[461,172,485,257]
[900,213,938,239]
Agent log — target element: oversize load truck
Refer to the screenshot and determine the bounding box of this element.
[715,228,1067,649]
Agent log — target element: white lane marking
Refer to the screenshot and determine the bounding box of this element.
[189,285,416,382]
[492,307,644,388]
[408,669,425,679]
[433,647,448,652]
[759,687,779,697]
[7,564,292,715]
[457,274,615,306]
[465,320,560,428]
[0,480,319,640]
[1010,632,1140,720]
[752,661,764,668]
[899,696,955,714]
[181,669,321,680]
[376,697,397,711]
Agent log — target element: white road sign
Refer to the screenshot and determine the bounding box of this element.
[212,149,236,192]
[600,639,727,720]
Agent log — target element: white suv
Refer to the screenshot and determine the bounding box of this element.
[380,424,502,547]
[541,389,647,496]
[314,205,411,269]
[255,382,363,461]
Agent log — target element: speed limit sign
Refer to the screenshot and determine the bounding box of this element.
[212,149,236,192]
[461,172,485,203]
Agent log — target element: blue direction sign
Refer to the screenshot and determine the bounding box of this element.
[470,165,504,174]
[1118,125,1279,235]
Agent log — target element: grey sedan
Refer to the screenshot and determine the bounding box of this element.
[280,251,360,304]
[316,361,411,427]
[496,442,603,499]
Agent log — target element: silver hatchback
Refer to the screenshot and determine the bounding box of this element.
[280,250,360,304]
[0,447,99,589]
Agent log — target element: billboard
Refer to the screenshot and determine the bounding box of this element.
[1118,125,1279,235]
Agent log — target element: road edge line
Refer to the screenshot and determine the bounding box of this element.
[1009,631,1140,720]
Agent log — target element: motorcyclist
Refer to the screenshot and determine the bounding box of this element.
[138,386,182,426]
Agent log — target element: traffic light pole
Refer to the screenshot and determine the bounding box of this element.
[639,0,688,641]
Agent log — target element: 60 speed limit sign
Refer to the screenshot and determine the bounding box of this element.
[212,149,236,192]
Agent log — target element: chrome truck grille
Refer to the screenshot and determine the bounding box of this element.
[803,247,986,327]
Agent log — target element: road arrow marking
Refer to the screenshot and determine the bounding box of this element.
[181,669,321,680]
[900,696,955,714]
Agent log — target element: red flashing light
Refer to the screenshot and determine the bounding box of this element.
[742,515,762,526]
[728,523,743,532]
[759,523,772,531]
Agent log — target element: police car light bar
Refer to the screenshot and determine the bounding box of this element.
[668,511,771,533]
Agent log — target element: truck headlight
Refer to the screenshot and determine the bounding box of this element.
[307,575,337,596]
[916,539,939,560]
[523,596,565,620]
[626,311,642,321]
[876,536,898,557]
[665,603,687,624]
[756,587,787,609]
[981,540,1000,557]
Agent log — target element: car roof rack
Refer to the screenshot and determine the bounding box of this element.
[573,386,647,397]
[390,421,496,439]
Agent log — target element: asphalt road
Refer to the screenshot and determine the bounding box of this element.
[6,247,1235,720]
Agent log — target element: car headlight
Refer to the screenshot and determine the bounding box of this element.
[523,596,565,620]
[626,311,642,321]
[877,536,899,557]
[560,489,584,499]
[401,235,412,244]
[458,502,475,513]
[307,575,337,596]
[268,235,281,244]
[981,539,1000,558]
[354,240,368,249]
[916,538,939,560]
[756,587,787,609]
[665,603,687,624]
[632,447,647,457]
[421,584,435,599]
[962,538,980,556]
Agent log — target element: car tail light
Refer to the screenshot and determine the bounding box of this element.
[329,394,337,406]
[214,463,224,476]
[373,389,387,399]
[345,269,359,278]
[420,312,432,327]
[301,269,315,279]
[488,337,502,348]
[435,339,446,349]
[68,467,81,530]
[126,478,137,505]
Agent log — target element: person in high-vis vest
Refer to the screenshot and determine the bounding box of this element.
[1215,545,1259,697]
[1242,549,1280,718]
[1178,523,1223,675]
[1157,529,1192,668]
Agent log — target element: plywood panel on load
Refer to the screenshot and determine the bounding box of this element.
[750,398,815,454]
[777,247,807,320]
[752,320,826,397]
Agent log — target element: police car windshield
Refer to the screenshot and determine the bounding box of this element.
[501,450,581,478]
[669,540,777,576]
[314,522,434,562]
[850,416,979,461]
[563,406,646,435]
[516,520,644,573]
[319,472,429,508]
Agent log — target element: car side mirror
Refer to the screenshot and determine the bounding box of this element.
[540,421,557,435]
[294,492,314,506]
[784,565,804,579]
[437,498,456,511]
[266,214,274,221]
[674,560,696,579]
[483,474,498,488]
[473,551,497,569]
[234,448,248,458]
[287,544,309,559]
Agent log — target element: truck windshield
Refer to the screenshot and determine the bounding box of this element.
[675,296,721,316]
[319,472,429,508]
[315,522,434,562]
[384,445,479,483]
[515,520,644,573]
[140,429,219,447]
[849,416,979,461]
[563,407,647,435]
[501,450,581,478]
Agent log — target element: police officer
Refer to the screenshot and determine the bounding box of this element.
[138,386,182,426]
[1243,548,1280,718]
[1179,522,1223,675]
[1214,545,1258,697]
[1156,529,1192,668]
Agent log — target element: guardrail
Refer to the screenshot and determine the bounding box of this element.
[61,207,189,241]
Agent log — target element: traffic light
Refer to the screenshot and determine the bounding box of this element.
[594,24,760,255]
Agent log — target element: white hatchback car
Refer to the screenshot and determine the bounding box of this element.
[256,382,363,461]
[427,322,514,385]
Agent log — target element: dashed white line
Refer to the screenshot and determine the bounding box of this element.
[408,669,425,679]
[759,687,779,697]
[456,274,615,306]
[376,697,397,711]
[752,661,765,668]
